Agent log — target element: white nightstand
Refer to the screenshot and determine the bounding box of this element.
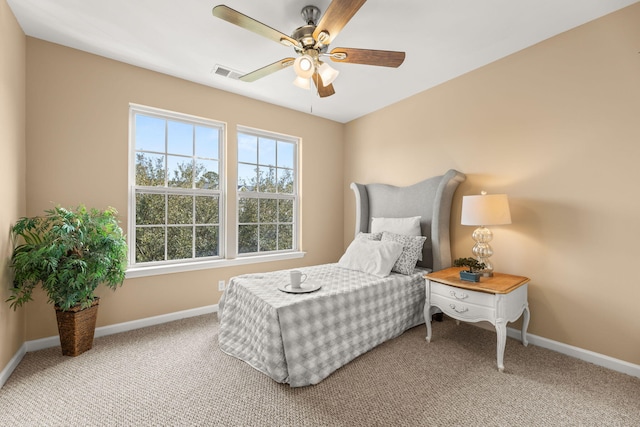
[424,267,530,372]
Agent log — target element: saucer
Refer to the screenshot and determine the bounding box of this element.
[278,282,322,294]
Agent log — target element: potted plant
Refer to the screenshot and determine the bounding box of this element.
[453,257,486,282]
[7,205,127,356]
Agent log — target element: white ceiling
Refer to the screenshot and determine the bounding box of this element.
[7,0,638,123]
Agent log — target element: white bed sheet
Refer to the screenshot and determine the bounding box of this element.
[218,263,428,387]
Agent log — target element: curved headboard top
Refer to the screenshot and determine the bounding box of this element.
[350,169,466,272]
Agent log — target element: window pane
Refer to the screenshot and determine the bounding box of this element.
[196,226,218,257]
[195,159,219,190]
[136,153,165,186]
[261,198,277,223]
[278,224,293,250]
[238,133,257,164]
[236,130,298,255]
[238,163,257,192]
[238,198,258,223]
[167,121,193,156]
[259,137,276,166]
[195,196,219,224]
[259,166,277,193]
[136,193,165,225]
[277,168,294,194]
[238,224,258,254]
[277,141,294,168]
[260,224,277,251]
[195,126,218,159]
[196,226,218,258]
[132,108,224,266]
[135,115,165,152]
[279,199,293,223]
[168,194,193,224]
[167,226,193,260]
[136,227,165,262]
[167,155,193,188]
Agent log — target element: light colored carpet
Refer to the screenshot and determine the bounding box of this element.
[1,314,638,426]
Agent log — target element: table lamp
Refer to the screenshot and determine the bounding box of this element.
[461,191,511,276]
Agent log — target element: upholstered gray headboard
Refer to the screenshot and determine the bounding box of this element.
[350,169,466,272]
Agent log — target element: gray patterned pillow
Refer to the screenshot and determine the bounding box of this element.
[381,231,427,275]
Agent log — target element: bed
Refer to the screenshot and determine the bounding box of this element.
[218,169,466,387]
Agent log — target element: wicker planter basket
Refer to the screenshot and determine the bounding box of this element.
[55,298,100,357]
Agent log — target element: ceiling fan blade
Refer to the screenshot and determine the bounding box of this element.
[313,0,367,45]
[312,72,335,98]
[329,47,405,67]
[239,58,296,82]
[212,5,300,48]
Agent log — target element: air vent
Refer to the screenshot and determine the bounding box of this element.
[212,64,243,80]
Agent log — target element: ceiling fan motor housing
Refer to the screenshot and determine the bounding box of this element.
[292,25,316,48]
[294,6,328,51]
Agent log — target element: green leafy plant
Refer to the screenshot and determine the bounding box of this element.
[7,205,128,311]
[453,257,486,273]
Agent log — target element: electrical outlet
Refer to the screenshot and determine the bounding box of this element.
[218,280,225,291]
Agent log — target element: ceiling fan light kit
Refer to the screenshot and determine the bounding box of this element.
[212,0,405,98]
[292,55,339,91]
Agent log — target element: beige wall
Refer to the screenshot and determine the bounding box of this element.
[23,39,344,340]
[0,0,26,372]
[344,3,640,365]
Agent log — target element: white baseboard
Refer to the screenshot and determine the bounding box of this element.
[25,304,219,352]
[507,327,640,379]
[0,342,27,389]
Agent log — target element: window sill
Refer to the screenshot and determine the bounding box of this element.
[125,251,306,279]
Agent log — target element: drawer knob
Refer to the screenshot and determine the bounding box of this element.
[450,290,468,300]
[449,304,469,313]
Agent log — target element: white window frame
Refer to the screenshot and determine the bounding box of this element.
[128,104,225,269]
[126,106,304,279]
[236,126,300,257]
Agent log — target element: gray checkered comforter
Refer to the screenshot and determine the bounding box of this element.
[218,263,427,387]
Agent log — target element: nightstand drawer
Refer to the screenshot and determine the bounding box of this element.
[430,281,494,308]
[431,294,495,322]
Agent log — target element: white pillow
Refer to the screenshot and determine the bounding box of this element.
[338,239,403,277]
[371,216,422,260]
[371,216,421,236]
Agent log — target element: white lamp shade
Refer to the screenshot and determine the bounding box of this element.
[318,62,339,85]
[461,193,512,226]
[293,55,314,79]
[293,76,311,90]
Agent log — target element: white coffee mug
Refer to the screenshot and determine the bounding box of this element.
[290,270,307,289]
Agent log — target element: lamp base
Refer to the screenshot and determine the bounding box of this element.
[472,226,495,277]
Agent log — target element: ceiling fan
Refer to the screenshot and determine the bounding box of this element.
[212,0,405,98]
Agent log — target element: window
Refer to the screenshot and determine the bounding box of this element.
[129,105,224,267]
[128,106,303,277]
[237,127,298,255]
